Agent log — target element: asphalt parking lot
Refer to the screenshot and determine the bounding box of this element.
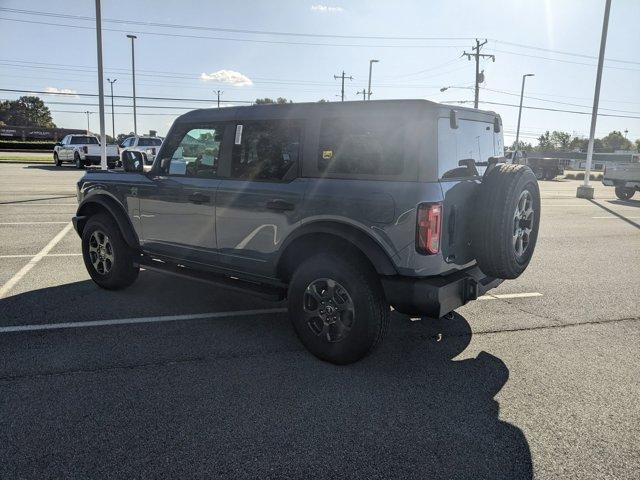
[1,162,639,479]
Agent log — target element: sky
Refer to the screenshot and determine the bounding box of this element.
[0,0,639,146]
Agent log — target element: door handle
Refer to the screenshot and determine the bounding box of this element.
[188,192,210,204]
[266,199,295,211]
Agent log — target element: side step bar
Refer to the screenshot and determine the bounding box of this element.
[137,257,287,301]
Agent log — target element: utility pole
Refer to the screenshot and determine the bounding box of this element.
[356,89,367,101]
[515,74,535,154]
[95,0,107,170]
[107,78,117,141]
[333,71,353,102]
[215,90,222,108]
[126,34,138,136]
[85,111,92,134]
[577,0,611,200]
[463,39,495,109]
[367,59,379,100]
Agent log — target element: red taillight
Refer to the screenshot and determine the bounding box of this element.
[416,203,442,255]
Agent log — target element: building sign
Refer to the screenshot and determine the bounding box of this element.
[0,125,85,141]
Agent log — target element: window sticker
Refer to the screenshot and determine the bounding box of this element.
[235,124,243,145]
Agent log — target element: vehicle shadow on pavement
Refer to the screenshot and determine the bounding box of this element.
[589,199,640,229]
[1,294,533,479]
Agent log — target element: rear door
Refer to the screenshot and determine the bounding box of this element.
[137,125,226,265]
[215,119,307,277]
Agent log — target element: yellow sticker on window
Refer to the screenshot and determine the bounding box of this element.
[322,150,333,160]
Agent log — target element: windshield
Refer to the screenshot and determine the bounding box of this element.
[70,136,99,145]
[138,138,162,146]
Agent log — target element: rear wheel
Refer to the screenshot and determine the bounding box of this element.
[288,252,389,365]
[473,164,541,279]
[615,186,635,200]
[74,152,84,169]
[81,213,139,289]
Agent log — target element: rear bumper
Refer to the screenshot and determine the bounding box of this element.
[85,155,119,164]
[381,265,503,318]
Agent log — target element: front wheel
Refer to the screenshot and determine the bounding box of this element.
[288,252,389,365]
[81,214,139,290]
[615,186,635,200]
[53,152,62,167]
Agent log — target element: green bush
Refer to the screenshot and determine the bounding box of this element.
[565,173,576,179]
[576,172,585,180]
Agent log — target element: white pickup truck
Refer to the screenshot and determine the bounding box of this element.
[53,134,119,169]
[119,136,163,166]
[603,161,640,200]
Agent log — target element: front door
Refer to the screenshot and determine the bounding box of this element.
[216,119,307,277]
[137,126,225,265]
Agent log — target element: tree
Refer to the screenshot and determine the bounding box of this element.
[509,140,533,151]
[550,131,572,150]
[254,97,292,105]
[116,132,135,143]
[0,96,56,128]
[536,131,554,151]
[635,139,640,153]
[601,130,633,152]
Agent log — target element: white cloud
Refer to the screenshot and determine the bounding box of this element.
[199,70,253,87]
[44,86,78,97]
[310,4,344,13]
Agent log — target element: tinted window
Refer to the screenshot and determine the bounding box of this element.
[138,138,162,147]
[317,117,404,176]
[70,136,99,145]
[231,121,300,181]
[167,127,223,178]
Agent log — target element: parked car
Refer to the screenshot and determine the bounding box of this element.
[119,136,163,165]
[603,161,640,200]
[53,134,119,169]
[72,100,540,364]
[505,150,564,180]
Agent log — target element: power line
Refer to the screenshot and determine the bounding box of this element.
[443,100,640,119]
[487,48,640,72]
[1,6,638,66]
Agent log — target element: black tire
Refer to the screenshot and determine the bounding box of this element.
[534,169,543,180]
[288,251,389,365]
[81,213,139,290]
[615,186,635,200]
[53,152,62,167]
[473,164,541,279]
[74,152,84,169]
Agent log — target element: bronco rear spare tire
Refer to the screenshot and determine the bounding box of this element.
[473,164,540,279]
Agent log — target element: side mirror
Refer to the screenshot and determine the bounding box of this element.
[493,117,501,133]
[449,109,459,129]
[122,150,144,173]
[55,142,62,147]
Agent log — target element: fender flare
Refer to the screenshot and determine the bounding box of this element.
[75,193,139,248]
[276,221,398,277]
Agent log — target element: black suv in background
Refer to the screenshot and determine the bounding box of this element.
[73,100,540,364]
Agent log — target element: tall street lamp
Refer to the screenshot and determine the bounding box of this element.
[126,34,138,136]
[367,59,379,101]
[107,78,117,141]
[85,110,92,134]
[515,73,535,155]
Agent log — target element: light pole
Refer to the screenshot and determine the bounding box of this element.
[95,0,107,169]
[85,111,92,134]
[107,78,117,141]
[215,90,222,108]
[367,59,379,101]
[515,74,535,155]
[126,34,138,136]
[577,0,611,199]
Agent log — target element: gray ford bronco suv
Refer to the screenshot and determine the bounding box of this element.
[73,100,540,364]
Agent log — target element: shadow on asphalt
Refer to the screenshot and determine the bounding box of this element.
[589,199,640,229]
[1,284,533,479]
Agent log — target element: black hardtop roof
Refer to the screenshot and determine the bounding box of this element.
[173,99,498,125]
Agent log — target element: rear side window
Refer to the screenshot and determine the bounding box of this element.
[70,136,98,145]
[230,120,301,181]
[138,138,162,147]
[317,117,404,176]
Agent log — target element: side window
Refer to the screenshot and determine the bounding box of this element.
[437,118,495,179]
[230,120,300,181]
[61,136,68,145]
[167,127,223,178]
[123,138,132,147]
[317,117,404,176]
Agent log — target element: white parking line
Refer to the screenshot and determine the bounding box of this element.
[592,216,640,219]
[0,253,81,259]
[479,292,543,300]
[0,308,288,333]
[0,222,70,225]
[0,203,77,206]
[0,223,73,299]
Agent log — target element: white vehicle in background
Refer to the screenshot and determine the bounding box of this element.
[603,161,640,200]
[119,136,163,166]
[53,134,120,169]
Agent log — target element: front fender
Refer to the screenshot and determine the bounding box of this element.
[74,192,139,248]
